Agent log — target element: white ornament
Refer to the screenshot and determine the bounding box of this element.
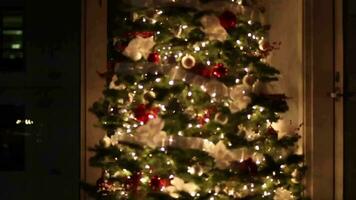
[100,135,112,148]
[123,36,155,61]
[134,117,167,148]
[238,125,260,141]
[271,120,301,139]
[273,187,294,200]
[207,141,235,169]
[109,75,126,90]
[214,112,228,125]
[181,54,196,69]
[200,15,228,42]
[164,177,200,198]
[229,85,252,113]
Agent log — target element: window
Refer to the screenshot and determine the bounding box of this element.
[0,8,24,71]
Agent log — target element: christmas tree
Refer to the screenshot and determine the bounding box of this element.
[87,0,308,199]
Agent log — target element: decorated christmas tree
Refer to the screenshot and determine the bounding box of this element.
[87,0,308,199]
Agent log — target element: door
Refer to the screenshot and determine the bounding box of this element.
[0,0,81,199]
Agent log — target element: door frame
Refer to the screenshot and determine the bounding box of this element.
[303,0,343,199]
[81,0,342,199]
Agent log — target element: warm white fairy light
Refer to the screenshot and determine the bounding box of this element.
[138,84,143,89]
[255,145,260,150]
[188,91,193,96]
[169,80,174,85]
[201,85,207,92]
[247,114,252,119]
[248,33,252,37]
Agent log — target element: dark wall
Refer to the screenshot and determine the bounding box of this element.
[344,0,356,199]
[0,0,81,199]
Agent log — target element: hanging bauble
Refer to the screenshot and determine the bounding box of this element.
[147,52,160,64]
[144,91,156,102]
[201,67,212,78]
[212,63,228,78]
[219,11,237,30]
[133,104,159,123]
[214,112,229,125]
[238,158,258,175]
[150,176,169,191]
[242,74,256,86]
[181,54,196,69]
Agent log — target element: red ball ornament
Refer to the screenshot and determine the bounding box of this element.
[148,52,160,64]
[150,176,169,191]
[192,64,212,78]
[219,11,237,30]
[238,158,258,175]
[134,104,149,123]
[133,104,160,123]
[212,63,228,78]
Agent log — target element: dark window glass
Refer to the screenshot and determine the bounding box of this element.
[0,104,25,171]
[0,9,24,71]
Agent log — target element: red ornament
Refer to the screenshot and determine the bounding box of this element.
[201,68,212,78]
[238,158,258,175]
[212,63,228,78]
[125,172,142,191]
[219,11,237,30]
[133,104,160,123]
[147,52,160,64]
[197,107,216,125]
[150,176,169,191]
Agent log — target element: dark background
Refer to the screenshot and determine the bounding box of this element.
[0,0,81,199]
[344,0,356,199]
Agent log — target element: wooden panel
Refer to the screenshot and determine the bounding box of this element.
[303,0,335,199]
[83,0,107,188]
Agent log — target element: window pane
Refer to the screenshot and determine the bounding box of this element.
[2,30,23,49]
[2,15,23,29]
[0,105,25,171]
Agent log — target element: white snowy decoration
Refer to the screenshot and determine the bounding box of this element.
[206,141,235,169]
[123,36,155,61]
[99,135,112,148]
[273,187,294,200]
[134,117,167,148]
[109,75,126,90]
[238,124,260,141]
[164,177,200,198]
[181,54,196,69]
[200,15,228,42]
[229,84,252,113]
[271,120,301,139]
